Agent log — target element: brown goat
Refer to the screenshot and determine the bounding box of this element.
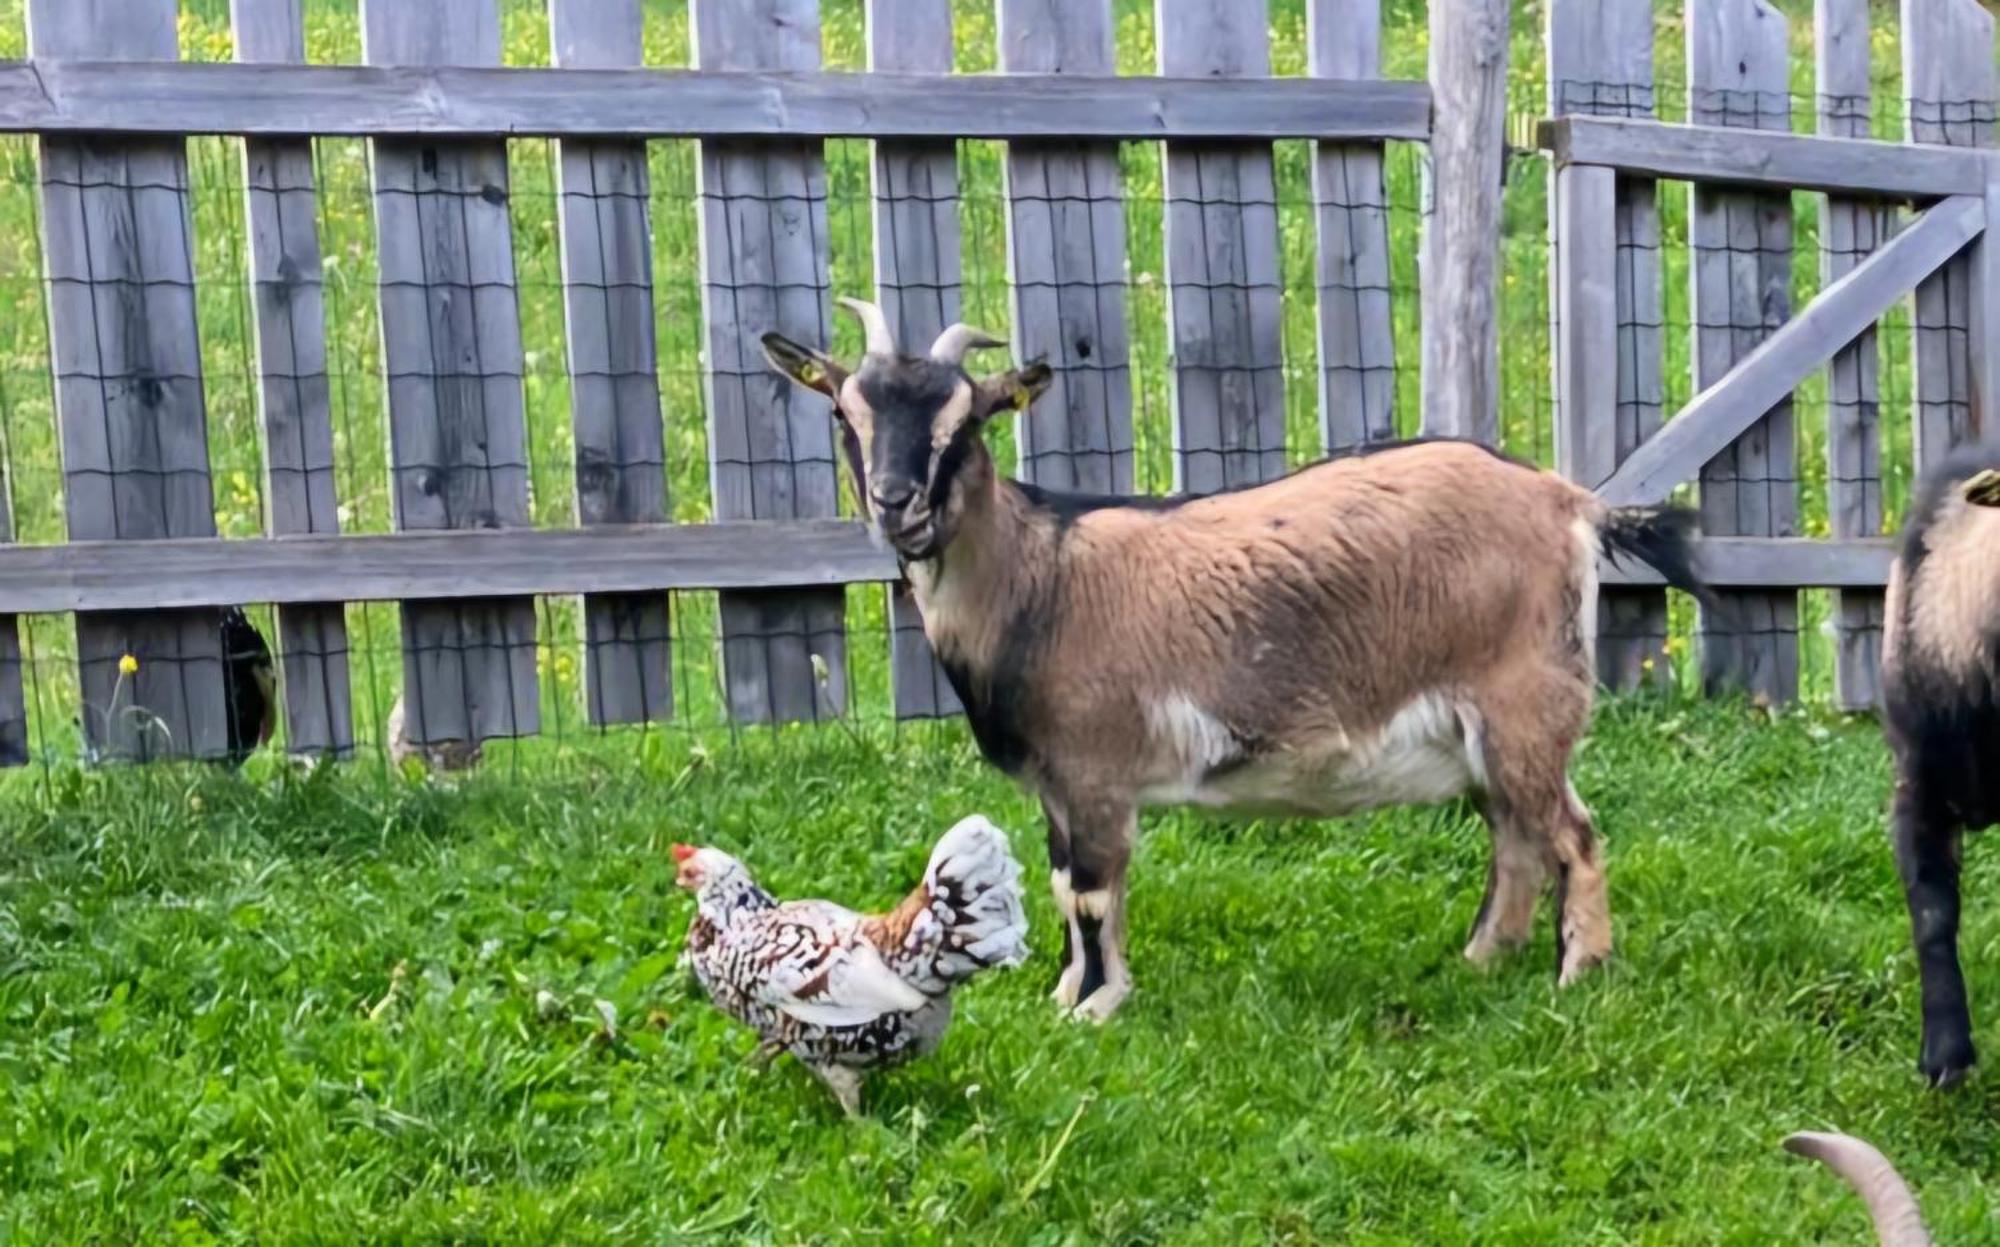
[764,300,1706,1021]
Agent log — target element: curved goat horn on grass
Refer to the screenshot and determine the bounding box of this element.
[929,323,1006,366]
[836,297,895,356]
[1783,1132,1932,1247]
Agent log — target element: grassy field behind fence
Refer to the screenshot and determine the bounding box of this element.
[0,0,1943,766]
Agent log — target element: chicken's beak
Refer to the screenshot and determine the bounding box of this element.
[671,842,700,889]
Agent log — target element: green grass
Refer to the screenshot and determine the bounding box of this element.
[0,11,1988,1237]
[2,697,1997,1243]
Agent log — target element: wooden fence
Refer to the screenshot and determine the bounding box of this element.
[0,0,1992,767]
[0,0,1428,763]
[1545,0,1997,709]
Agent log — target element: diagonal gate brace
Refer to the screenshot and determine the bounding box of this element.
[1596,192,1985,507]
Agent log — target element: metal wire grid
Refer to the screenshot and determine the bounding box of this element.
[0,118,1429,768]
[1536,71,1973,701]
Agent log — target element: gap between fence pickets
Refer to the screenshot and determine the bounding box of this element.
[1596,192,1986,508]
[0,60,1433,141]
[0,527,1898,614]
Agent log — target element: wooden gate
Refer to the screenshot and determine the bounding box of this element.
[1545,0,1998,707]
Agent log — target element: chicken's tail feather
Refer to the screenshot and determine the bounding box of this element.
[906,815,1029,989]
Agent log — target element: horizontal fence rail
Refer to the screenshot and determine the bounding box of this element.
[0,61,1434,141]
[0,532,1897,614]
[1538,114,1992,199]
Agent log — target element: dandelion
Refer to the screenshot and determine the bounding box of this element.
[118,653,138,675]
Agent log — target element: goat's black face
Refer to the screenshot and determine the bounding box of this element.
[839,357,984,559]
[761,320,1051,561]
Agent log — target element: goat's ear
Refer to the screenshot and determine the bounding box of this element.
[1964,468,2000,507]
[974,359,1054,419]
[761,332,844,400]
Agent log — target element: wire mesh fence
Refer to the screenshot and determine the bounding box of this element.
[0,0,1981,781]
[0,0,1436,777]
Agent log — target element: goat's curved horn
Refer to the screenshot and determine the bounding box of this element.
[929,323,1006,366]
[836,297,895,356]
[1783,1132,1931,1247]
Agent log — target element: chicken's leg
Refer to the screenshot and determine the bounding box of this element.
[810,1063,865,1117]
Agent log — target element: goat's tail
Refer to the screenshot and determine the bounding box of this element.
[1595,504,1713,607]
[1783,1132,1931,1247]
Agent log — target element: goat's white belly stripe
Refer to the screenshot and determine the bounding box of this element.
[1142,690,1480,816]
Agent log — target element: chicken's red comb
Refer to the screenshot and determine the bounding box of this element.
[670,843,698,863]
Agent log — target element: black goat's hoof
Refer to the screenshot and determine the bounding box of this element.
[1919,1038,1977,1089]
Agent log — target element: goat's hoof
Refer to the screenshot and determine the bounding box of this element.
[1463,933,1526,967]
[1920,1038,1977,1089]
[1556,947,1610,987]
[1050,963,1085,1009]
[1068,981,1130,1024]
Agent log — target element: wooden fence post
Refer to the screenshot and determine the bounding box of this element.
[1904,0,1996,462]
[999,0,1134,492]
[362,0,541,749]
[0,441,21,765]
[1689,0,1799,704]
[1816,0,1889,710]
[233,0,354,757]
[1310,0,1396,451]
[31,0,230,761]
[1421,0,1509,444]
[1549,0,1671,690]
[1159,0,1286,493]
[552,0,674,727]
[694,0,847,724]
[868,0,962,718]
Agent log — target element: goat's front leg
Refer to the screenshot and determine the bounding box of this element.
[1042,797,1086,1007]
[1892,780,1975,1087]
[1050,794,1136,1023]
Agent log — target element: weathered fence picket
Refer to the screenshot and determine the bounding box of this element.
[1688,0,1800,704]
[0,453,21,765]
[363,0,540,750]
[696,0,847,725]
[1816,0,1889,712]
[999,0,1134,493]
[1160,0,1287,493]
[1904,0,1996,464]
[1310,0,1396,451]
[1549,0,1669,691]
[234,0,354,757]
[33,0,231,761]
[552,0,674,727]
[868,0,963,719]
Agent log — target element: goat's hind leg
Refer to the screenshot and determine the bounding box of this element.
[1464,792,1551,966]
[1893,781,1974,1087]
[1549,783,1612,985]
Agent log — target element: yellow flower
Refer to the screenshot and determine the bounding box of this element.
[118,653,139,676]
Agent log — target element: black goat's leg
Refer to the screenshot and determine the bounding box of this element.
[1892,781,1975,1087]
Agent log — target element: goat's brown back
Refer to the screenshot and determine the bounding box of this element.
[1004,442,1600,787]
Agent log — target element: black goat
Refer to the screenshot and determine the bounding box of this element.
[1882,448,2000,1086]
[221,606,275,767]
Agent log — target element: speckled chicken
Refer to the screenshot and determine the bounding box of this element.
[673,815,1029,1115]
